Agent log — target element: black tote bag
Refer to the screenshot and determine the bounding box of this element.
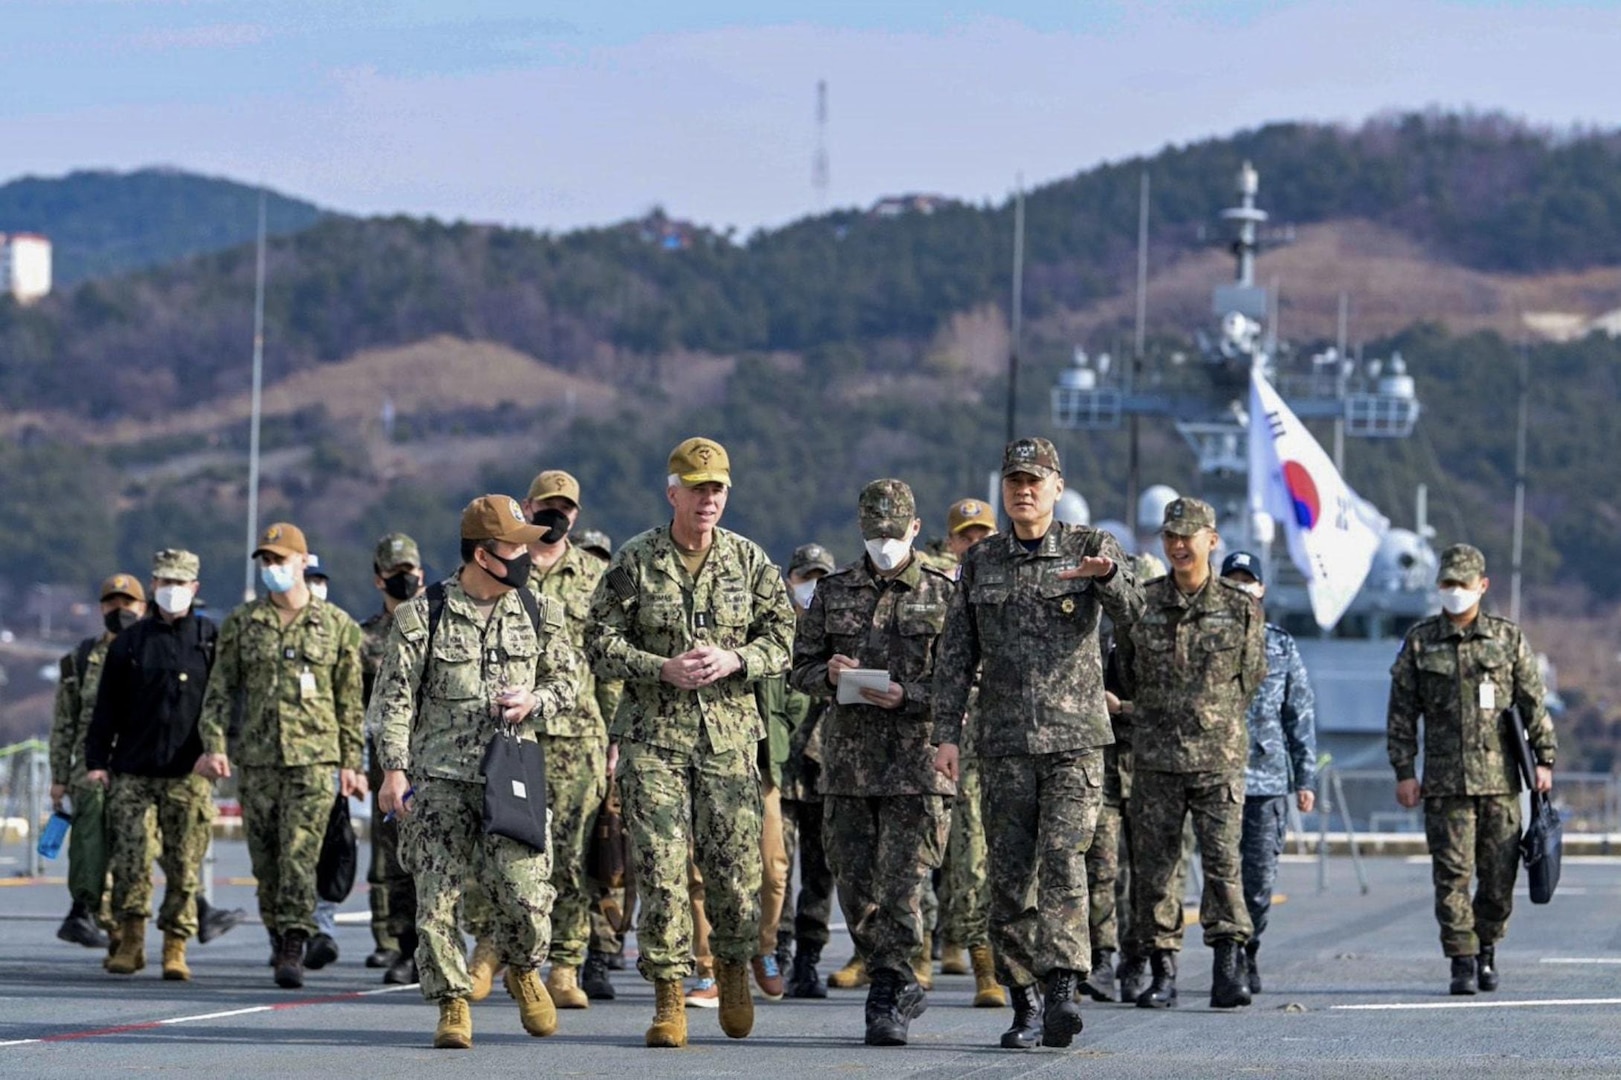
[1506,706,1562,904]
[481,731,549,852]
[316,794,358,902]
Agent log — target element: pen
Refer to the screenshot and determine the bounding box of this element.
[383,785,416,823]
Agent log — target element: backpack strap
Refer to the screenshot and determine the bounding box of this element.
[513,586,544,638]
[415,581,450,706]
[73,636,97,684]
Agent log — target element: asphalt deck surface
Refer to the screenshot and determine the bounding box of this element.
[3,842,1620,1078]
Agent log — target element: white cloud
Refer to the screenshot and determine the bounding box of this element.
[1,2,1616,233]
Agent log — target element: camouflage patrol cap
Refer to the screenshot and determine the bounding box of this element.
[790,542,837,577]
[1438,543,1487,582]
[100,572,146,601]
[1161,497,1217,536]
[374,532,421,571]
[151,549,200,582]
[667,437,731,488]
[946,497,997,535]
[858,479,918,540]
[461,495,546,545]
[527,469,581,507]
[253,522,308,559]
[1002,437,1062,479]
[574,528,613,560]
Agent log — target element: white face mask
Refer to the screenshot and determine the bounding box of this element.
[308,580,329,601]
[154,584,195,616]
[1438,585,1482,616]
[792,579,818,610]
[864,536,912,572]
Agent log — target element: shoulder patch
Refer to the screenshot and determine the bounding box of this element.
[542,594,566,633]
[606,565,637,601]
[393,597,429,641]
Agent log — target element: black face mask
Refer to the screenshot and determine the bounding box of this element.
[382,570,423,601]
[482,547,533,590]
[104,608,139,634]
[530,507,572,545]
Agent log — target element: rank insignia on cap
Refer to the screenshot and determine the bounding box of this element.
[696,446,714,464]
[265,525,282,540]
[392,540,405,555]
[114,576,128,591]
[509,499,525,522]
[963,502,980,515]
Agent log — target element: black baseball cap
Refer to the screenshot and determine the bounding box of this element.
[1220,550,1264,585]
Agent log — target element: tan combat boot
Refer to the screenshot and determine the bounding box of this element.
[467,939,500,1003]
[103,924,122,972]
[645,978,688,1048]
[970,944,1007,1007]
[545,964,589,1009]
[504,966,559,1037]
[162,934,191,981]
[940,940,969,975]
[106,918,147,975]
[433,998,473,1049]
[913,933,934,991]
[716,960,754,1039]
[827,955,868,989]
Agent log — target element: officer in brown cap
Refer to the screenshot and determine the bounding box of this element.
[1114,496,1267,1010]
[585,437,795,1047]
[1388,543,1556,995]
[932,437,1143,1049]
[370,495,580,1048]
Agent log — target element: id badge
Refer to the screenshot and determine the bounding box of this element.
[1478,680,1496,711]
[300,668,318,700]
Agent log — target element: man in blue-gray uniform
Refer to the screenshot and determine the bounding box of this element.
[1219,552,1317,995]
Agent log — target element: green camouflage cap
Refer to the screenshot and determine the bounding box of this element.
[374,532,421,571]
[1002,436,1062,478]
[790,542,836,577]
[151,549,200,582]
[858,478,917,540]
[574,529,612,560]
[1438,543,1486,582]
[1161,497,1217,536]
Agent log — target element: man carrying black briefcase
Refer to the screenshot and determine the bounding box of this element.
[1386,543,1557,997]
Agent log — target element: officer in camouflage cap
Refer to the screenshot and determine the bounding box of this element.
[791,479,957,1046]
[49,573,149,953]
[359,532,426,982]
[1116,497,1267,1010]
[586,436,795,1048]
[1388,542,1556,995]
[932,437,1143,1050]
[370,495,580,1048]
[575,529,613,562]
[196,521,366,991]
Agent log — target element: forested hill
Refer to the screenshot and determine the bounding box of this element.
[0,168,325,287]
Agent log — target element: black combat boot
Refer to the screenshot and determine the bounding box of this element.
[384,927,418,985]
[1000,983,1043,1049]
[1210,941,1253,1008]
[787,943,828,999]
[1476,945,1499,992]
[1117,949,1151,1003]
[1137,950,1178,1008]
[275,929,308,989]
[266,929,282,967]
[1041,970,1085,1047]
[775,928,794,975]
[304,932,339,970]
[1081,949,1118,1002]
[1243,940,1262,994]
[581,950,616,1000]
[1449,955,1478,996]
[196,895,246,943]
[864,969,914,1046]
[56,902,109,949]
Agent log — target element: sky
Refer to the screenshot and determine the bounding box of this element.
[3,1,1617,235]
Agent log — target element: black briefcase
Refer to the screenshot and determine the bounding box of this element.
[316,794,357,902]
[480,731,549,853]
[1506,706,1562,904]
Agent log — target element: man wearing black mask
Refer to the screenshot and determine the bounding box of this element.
[361,533,427,982]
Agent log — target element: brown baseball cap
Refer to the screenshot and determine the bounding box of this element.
[253,522,308,559]
[527,469,581,506]
[461,495,546,544]
[946,497,997,535]
[668,437,731,487]
[1161,497,1217,536]
[100,573,146,602]
[1002,437,1062,478]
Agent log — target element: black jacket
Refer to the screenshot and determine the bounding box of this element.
[86,612,216,778]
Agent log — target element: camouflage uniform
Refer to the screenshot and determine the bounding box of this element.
[790,526,957,981]
[199,596,365,937]
[932,511,1142,988]
[370,574,578,1001]
[1116,572,1266,952]
[1388,597,1555,957]
[105,775,215,938]
[1241,624,1317,942]
[360,606,403,954]
[779,697,834,950]
[586,524,795,982]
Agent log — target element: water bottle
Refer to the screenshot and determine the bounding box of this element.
[37,810,72,860]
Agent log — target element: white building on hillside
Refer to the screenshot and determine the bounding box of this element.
[1,233,53,303]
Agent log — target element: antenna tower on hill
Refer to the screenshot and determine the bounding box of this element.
[813,79,830,209]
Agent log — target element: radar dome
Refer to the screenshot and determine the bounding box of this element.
[1093,519,1135,555]
[1137,485,1180,532]
[1055,490,1091,526]
[1370,528,1436,591]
